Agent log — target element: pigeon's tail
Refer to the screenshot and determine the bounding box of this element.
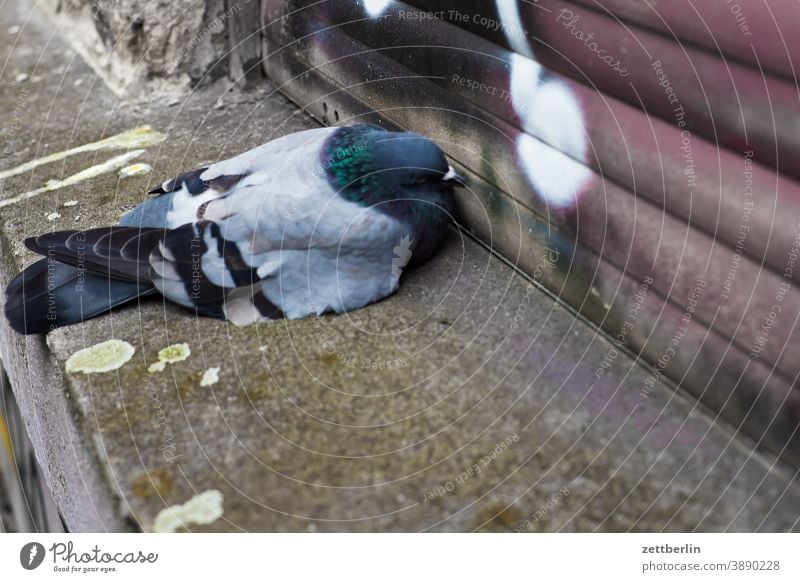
[4,259,156,335]
[4,228,164,335]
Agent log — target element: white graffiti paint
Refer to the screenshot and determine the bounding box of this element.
[509,54,586,161]
[495,0,529,55]
[516,133,591,208]
[364,0,391,18]
[496,1,592,208]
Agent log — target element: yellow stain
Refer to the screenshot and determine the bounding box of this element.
[0,414,14,462]
[148,343,192,373]
[158,343,191,364]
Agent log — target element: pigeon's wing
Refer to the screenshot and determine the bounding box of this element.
[22,224,265,320]
[192,170,402,323]
[147,127,335,195]
[24,228,166,283]
[142,127,338,228]
[199,127,336,181]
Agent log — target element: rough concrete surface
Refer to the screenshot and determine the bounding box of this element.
[1,2,799,532]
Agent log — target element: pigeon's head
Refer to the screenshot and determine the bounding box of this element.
[322,125,466,207]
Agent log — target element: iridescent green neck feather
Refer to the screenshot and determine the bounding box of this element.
[320,125,456,241]
[321,125,390,206]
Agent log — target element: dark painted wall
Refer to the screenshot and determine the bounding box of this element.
[261,0,800,466]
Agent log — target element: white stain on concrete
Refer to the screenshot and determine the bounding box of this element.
[152,489,224,533]
[65,339,136,374]
[148,361,167,373]
[200,367,221,387]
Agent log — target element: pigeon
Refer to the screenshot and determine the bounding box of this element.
[4,124,466,334]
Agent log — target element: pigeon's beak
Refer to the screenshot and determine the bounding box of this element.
[442,165,468,188]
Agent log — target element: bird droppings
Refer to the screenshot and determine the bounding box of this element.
[152,489,224,533]
[148,361,167,373]
[119,162,152,178]
[159,343,191,363]
[65,340,135,374]
[148,343,192,373]
[15,72,28,83]
[63,200,79,207]
[46,212,61,221]
[200,367,221,387]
